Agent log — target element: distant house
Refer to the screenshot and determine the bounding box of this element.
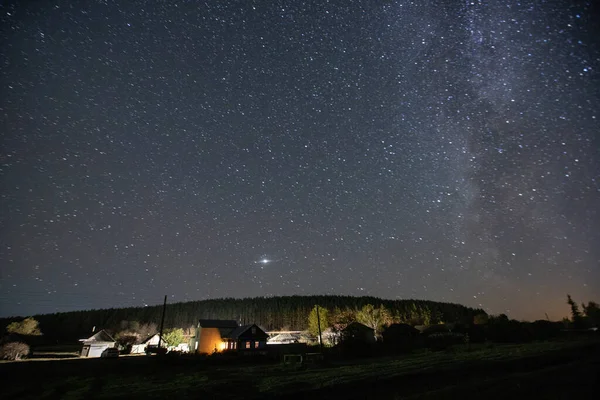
[130,333,164,354]
[383,323,420,338]
[80,330,116,357]
[191,320,269,354]
[192,319,239,354]
[267,332,300,345]
[420,324,451,336]
[321,328,341,346]
[382,323,420,350]
[340,322,376,344]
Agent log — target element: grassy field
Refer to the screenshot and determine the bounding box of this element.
[1,338,598,399]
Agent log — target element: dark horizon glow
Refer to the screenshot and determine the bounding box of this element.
[1,1,599,321]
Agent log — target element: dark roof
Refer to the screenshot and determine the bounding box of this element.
[342,322,374,332]
[198,319,238,328]
[198,319,239,338]
[226,324,268,339]
[383,323,420,336]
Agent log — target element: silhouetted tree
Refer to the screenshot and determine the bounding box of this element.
[567,294,585,329]
[582,301,600,327]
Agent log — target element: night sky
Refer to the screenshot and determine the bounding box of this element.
[1,1,599,321]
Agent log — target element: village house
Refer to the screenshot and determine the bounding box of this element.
[191,319,238,353]
[340,322,376,344]
[191,319,268,354]
[382,323,420,340]
[321,327,341,346]
[382,323,420,351]
[229,324,269,352]
[80,330,116,357]
[130,333,164,354]
[267,332,301,344]
[320,322,376,346]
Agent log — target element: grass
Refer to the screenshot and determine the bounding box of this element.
[1,338,598,399]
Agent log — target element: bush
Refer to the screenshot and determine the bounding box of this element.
[526,320,560,340]
[0,342,30,360]
[487,320,533,343]
[427,332,465,351]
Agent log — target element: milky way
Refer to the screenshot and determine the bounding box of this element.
[1,1,598,320]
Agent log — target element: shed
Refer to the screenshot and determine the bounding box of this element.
[267,332,300,344]
[340,322,376,344]
[80,330,116,357]
[130,333,164,354]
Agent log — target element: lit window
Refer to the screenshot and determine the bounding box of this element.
[245,341,251,349]
[255,341,260,348]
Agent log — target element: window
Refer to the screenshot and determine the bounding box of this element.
[254,341,260,348]
[251,327,256,334]
[245,341,251,349]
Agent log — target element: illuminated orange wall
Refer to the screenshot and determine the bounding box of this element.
[197,327,223,354]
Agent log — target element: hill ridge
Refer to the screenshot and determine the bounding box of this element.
[1,295,483,342]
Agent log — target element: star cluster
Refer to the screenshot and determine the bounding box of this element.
[1,1,598,320]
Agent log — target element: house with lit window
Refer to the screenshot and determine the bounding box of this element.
[191,319,269,354]
[229,324,269,353]
[191,319,238,354]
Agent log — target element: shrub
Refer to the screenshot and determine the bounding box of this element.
[427,332,465,351]
[0,342,30,360]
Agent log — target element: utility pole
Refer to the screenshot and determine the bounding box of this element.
[316,305,324,354]
[157,295,167,353]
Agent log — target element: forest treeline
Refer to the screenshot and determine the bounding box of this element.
[0,295,483,342]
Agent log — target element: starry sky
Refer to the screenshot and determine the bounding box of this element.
[1,1,599,321]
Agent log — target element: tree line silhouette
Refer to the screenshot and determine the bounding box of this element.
[0,295,482,342]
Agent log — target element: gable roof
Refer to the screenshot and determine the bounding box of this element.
[141,333,162,344]
[226,324,268,339]
[81,329,115,343]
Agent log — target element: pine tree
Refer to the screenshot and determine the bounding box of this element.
[567,294,584,329]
